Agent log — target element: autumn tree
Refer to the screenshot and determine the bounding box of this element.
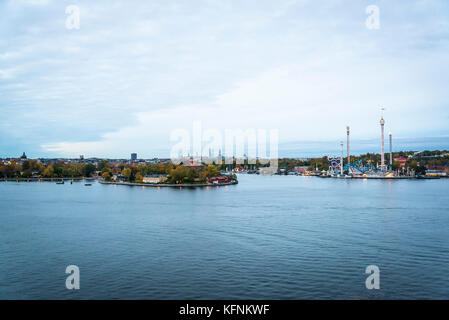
[199,165,220,181]
[169,165,197,184]
[122,168,132,180]
[42,166,54,178]
[101,172,111,181]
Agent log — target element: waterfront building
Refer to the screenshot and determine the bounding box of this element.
[294,166,308,174]
[258,167,277,175]
[143,174,168,183]
[427,165,449,174]
[112,174,127,182]
[184,159,203,170]
[131,153,137,161]
[426,170,447,177]
[394,156,408,167]
[209,176,231,184]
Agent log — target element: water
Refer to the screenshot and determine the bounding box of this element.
[0,175,448,299]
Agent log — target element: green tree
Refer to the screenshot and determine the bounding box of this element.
[83,164,96,177]
[392,161,400,171]
[416,165,426,175]
[169,165,197,184]
[122,168,132,180]
[53,163,63,177]
[407,160,418,170]
[22,160,32,171]
[98,160,111,171]
[22,170,32,178]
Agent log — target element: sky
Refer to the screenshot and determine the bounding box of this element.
[1,0,449,159]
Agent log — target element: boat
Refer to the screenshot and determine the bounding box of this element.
[416,175,440,180]
[56,181,64,184]
[85,183,92,186]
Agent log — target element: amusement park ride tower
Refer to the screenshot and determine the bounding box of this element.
[340,141,344,175]
[331,110,395,176]
[389,132,393,167]
[380,116,386,172]
[346,126,350,167]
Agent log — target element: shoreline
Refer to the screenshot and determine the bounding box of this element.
[98,180,238,188]
[326,175,441,180]
[0,177,93,182]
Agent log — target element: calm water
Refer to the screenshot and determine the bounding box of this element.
[0,175,448,299]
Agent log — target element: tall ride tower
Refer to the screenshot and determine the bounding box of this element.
[346,126,351,167]
[380,116,385,172]
[389,132,393,168]
[340,141,344,175]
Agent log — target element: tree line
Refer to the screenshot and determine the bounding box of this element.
[0,160,96,178]
[98,161,228,184]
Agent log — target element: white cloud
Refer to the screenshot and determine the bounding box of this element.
[41,50,449,157]
[2,0,449,157]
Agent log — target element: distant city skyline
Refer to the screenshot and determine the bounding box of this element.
[3,136,449,160]
[1,0,449,158]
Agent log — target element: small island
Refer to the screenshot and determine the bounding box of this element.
[98,160,238,188]
[0,156,238,187]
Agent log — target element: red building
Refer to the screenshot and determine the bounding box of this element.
[394,156,408,167]
[294,166,308,174]
[209,176,231,184]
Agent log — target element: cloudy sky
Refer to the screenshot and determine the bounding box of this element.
[1,0,449,158]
